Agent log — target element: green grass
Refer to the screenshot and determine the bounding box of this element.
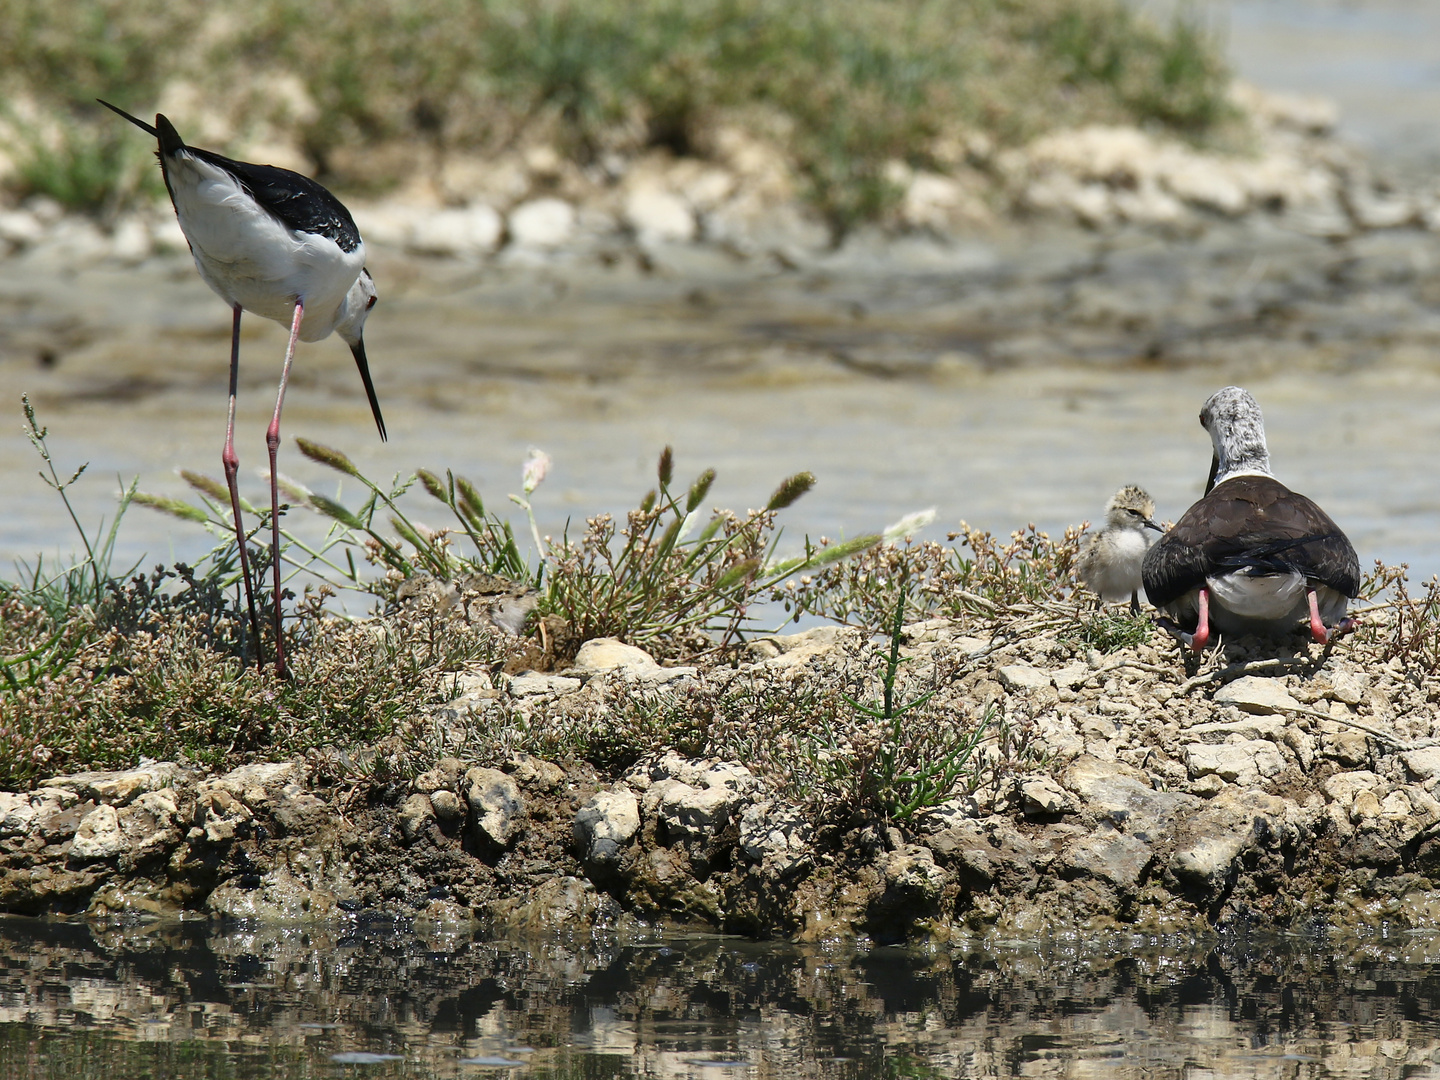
[0,0,1232,224]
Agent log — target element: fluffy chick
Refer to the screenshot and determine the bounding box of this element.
[1077,485,1163,615]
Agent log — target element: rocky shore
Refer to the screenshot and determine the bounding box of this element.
[0,84,1432,274]
[5,616,1439,941]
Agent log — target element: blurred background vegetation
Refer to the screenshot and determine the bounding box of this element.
[0,0,1231,229]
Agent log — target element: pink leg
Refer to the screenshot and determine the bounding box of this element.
[266,298,304,680]
[223,303,264,671]
[1190,587,1211,653]
[1306,588,1329,644]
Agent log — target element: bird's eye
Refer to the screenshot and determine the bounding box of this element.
[366,295,377,309]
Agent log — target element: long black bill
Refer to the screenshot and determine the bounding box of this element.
[1203,452,1219,495]
[351,338,387,441]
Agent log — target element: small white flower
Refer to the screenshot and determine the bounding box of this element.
[521,448,551,494]
[882,507,936,544]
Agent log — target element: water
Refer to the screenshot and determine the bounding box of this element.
[6,223,1440,597]
[1137,0,1440,183]
[7,918,1440,1078]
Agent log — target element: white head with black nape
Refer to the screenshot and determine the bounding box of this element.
[1201,386,1273,491]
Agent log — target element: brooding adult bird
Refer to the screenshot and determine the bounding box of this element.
[1141,386,1358,652]
[1077,485,1163,615]
[100,100,385,679]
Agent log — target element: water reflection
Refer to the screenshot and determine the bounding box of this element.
[4,918,1440,1078]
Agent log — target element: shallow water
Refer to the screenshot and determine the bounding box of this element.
[8,918,1440,1079]
[6,224,1440,601]
[1138,0,1440,182]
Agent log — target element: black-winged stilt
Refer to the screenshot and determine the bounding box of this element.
[1077,484,1162,615]
[100,100,386,679]
[1141,386,1359,652]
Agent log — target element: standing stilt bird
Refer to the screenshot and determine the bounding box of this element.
[100,100,385,679]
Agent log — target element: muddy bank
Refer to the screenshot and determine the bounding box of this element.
[4,618,1439,941]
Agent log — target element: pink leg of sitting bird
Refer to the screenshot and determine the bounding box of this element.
[1306,588,1329,644]
[265,298,304,680]
[222,303,264,671]
[1189,587,1211,653]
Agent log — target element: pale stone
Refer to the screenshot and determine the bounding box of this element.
[508,197,575,248]
[1325,729,1370,767]
[1183,740,1286,786]
[0,209,44,246]
[997,665,1052,692]
[110,216,152,263]
[414,757,465,794]
[751,625,859,669]
[1214,677,1301,714]
[881,847,948,899]
[408,204,504,257]
[70,805,127,860]
[463,767,524,847]
[397,794,436,842]
[573,788,641,869]
[1323,770,1383,807]
[212,762,305,806]
[195,788,252,844]
[507,672,582,697]
[1017,775,1074,816]
[623,186,696,245]
[573,638,659,674]
[40,763,180,806]
[1066,832,1152,889]
[1186,714,1286,744]
[1404,747,1440,782]
[507,753,565,790]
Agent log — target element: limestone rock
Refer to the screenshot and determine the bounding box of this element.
[1183,740,1286,787]
[408,204,503,257]
[414,757,465,795]
[748,625,858,668]
[507,672,582,698]
[1062,756,1202,843]
[997,665,1052,692]
[463,768,524,847]
[69,805,127,860]
[573,637,659,674]
[623,186,696,246]
[1214,677,1301,715]
[1323,770,1384,809]
[1066,832,1152,889]
[573,788,641,870]
[194,789,253,844]
[1016,775,1074,817]
[1169,788,1290,891]
[1403,748,1440,783]
[508,198,575,249]
[738,801,812,880]
[40,762,181,806]
[881,847,948,900]
[272,785,328,835]
[398,794,436,842]
[211,762,306,807]
[507,753,565,791]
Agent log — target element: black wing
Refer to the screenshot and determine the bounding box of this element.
[1142,475,1359,608]
[101,101,362,254]
[185,146,363,253]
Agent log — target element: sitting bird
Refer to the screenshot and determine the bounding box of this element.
[1077,485,1162,615]
[1141,386,1359,652]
